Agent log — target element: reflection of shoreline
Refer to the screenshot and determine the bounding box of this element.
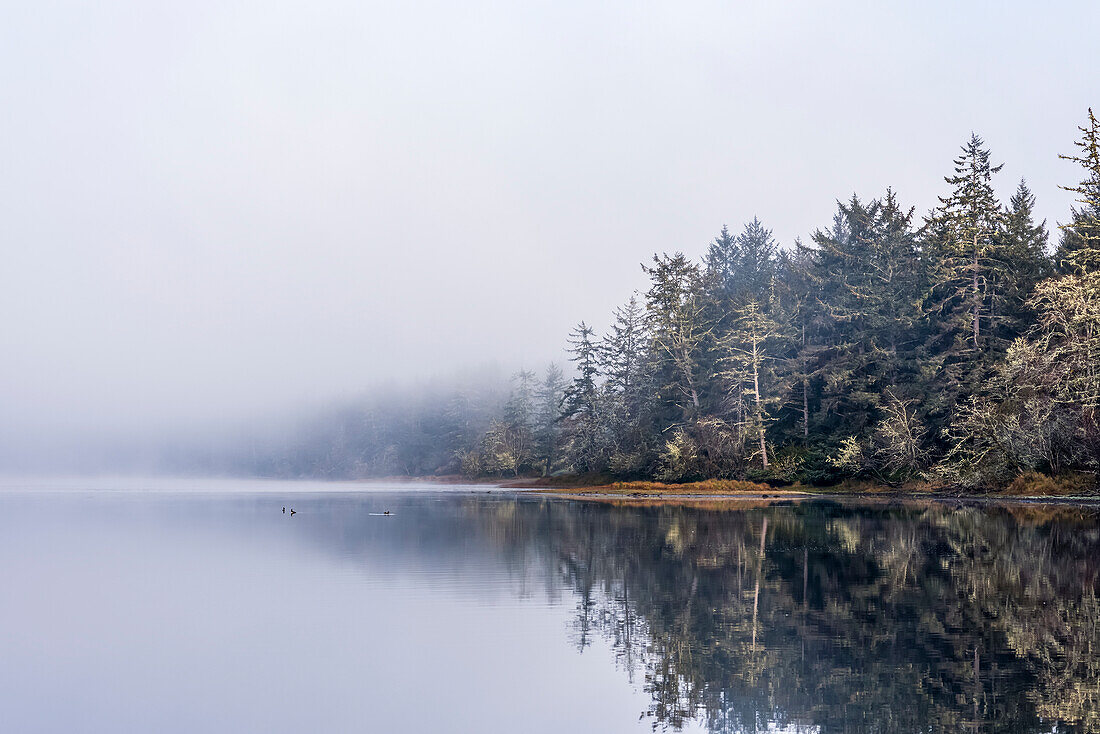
[484,499,1100,733]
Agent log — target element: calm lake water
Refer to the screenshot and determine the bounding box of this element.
[1,479,1098,733]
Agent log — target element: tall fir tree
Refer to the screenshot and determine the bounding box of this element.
[705,218,779,305]
[562,322,605,472]
[716,300,784,469]
[703,219,782,446]
[922,134,1011,427]
[601,295,646,400]
[534,363,567,476]
[808,192,926,445]
[642,253,712,418]
[775,240,825,443]
[735,218,780,302]
[998,179,1051,338]
[599,295,656,474]
[1056,108,1100,273]
[501,369,537,475]
[929,134,1007,353]
[704,225,738,297]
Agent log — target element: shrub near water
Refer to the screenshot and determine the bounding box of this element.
[1003,471,1098,496]
[607,479,775,494]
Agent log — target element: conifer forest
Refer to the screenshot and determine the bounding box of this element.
[253,110,1100,492]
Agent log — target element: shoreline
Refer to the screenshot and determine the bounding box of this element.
[499,477,1100,506]
[341,474,1100,505]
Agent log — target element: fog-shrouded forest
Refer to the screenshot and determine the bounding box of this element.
[236,110,1100,491]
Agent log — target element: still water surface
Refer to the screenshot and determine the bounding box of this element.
[1,479,1098,733]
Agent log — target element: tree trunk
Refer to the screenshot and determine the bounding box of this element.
[972,233,981,349]
[752,338,769,468]
[801,324,810,441]
[681,356,700,410]
[802,374,810,441]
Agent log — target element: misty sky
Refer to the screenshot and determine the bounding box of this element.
[1,1,1098,448]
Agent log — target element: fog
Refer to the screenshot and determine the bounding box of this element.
[1,0,1097,469]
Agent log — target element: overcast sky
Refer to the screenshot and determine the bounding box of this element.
[1,0,1098,450]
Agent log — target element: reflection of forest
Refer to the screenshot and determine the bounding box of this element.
[478,499,1100,733]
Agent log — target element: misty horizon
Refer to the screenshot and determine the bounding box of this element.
[2,1,1099,472]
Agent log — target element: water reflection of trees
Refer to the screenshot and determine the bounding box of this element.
[478,499,1100,733]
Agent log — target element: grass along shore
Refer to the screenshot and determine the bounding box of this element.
[503,472,1100,502]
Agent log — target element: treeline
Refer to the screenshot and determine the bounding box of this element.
[462,110,1100,489]
[223,373,509,479]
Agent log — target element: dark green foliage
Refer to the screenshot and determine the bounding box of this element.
[705,218,779,304]
[642,252,713,420]
[1056,108,1100,273]
[998,180,1051,337]
[561,322,607,473]
[1058,206,1100,273]
[534,363,567,476]
[599,296,658,475]
[807,192,926,444]
[922,135,1013,423]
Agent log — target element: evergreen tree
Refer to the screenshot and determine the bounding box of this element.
[504,370,535,427]
[704,219,784,431]
[442,390,480,470]
[534,363,567,476]
[562,322,605,472]
[642,253,712,417]
[704,225,738,296]
[941,272,1100,485]
[774,240,824,444]
[1057,208,1098,273]
[1056,108,1100,273]
[499,369,537,475]
[600,295,655,474]
[999,179,1051,337]
[922,135,1011,429]
[808,192,925,446]
[705,218,779,305]
[929,133,1007,354]
[734,218,780,302]
[601,295,646,400]
[716,300,783,469]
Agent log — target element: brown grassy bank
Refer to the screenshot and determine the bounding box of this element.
[504,472,1100,504]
